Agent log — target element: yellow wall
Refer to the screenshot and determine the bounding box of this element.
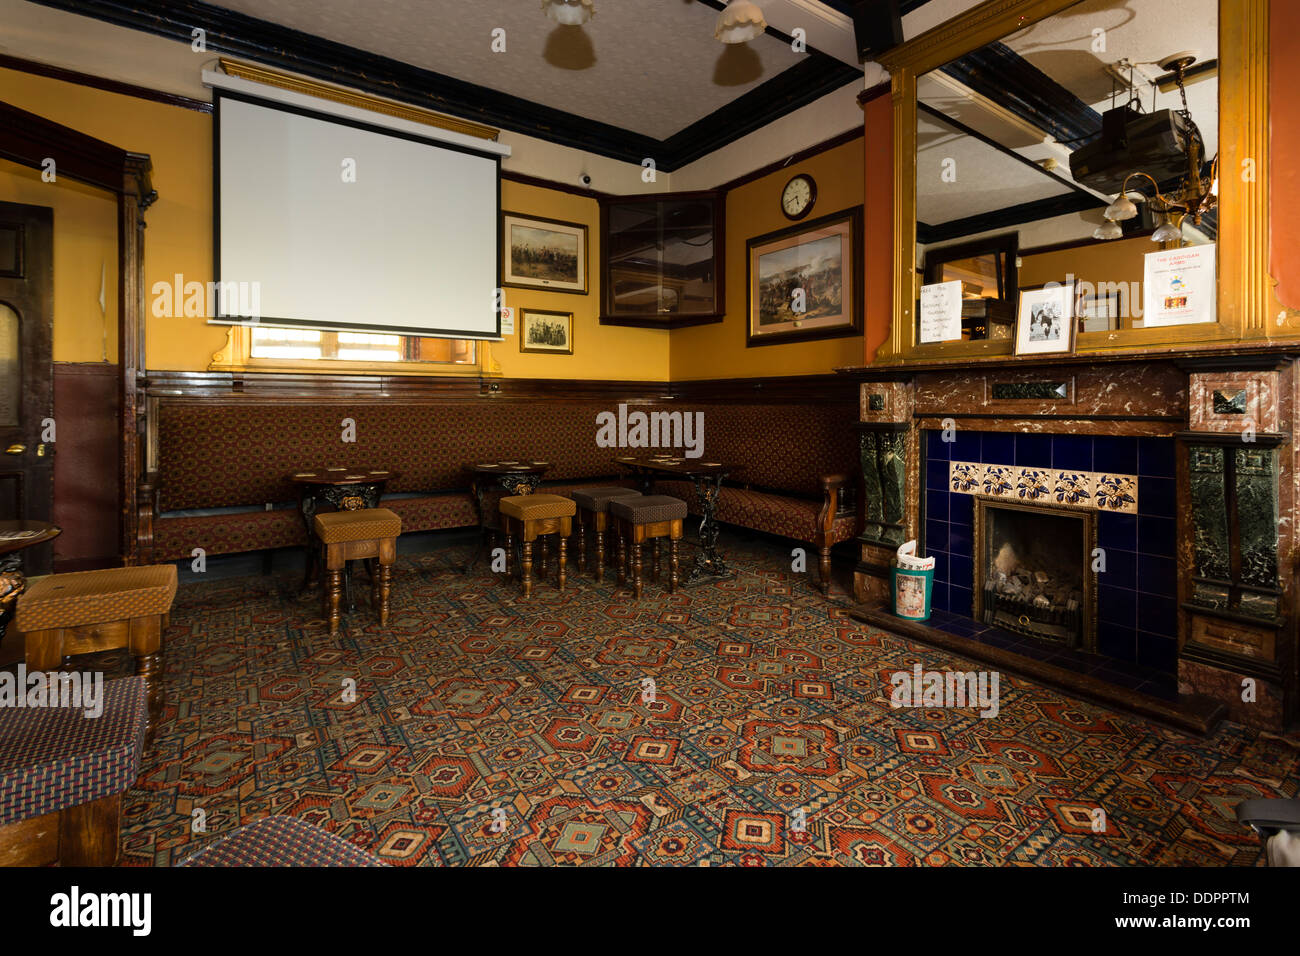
[496,180,668,381]
[0,156,119,363]
[2,65,864,383]
[670,137,866,380]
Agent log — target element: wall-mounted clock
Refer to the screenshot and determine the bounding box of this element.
[781,174,817,220]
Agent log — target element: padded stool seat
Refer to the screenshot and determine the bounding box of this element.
[0,675,148,865]
[178,815,386,867]
[610,495,688,523]
[312,508,401,636]
[16,565,176,632]
[571,487,642,512]
[16,565,176,744]
[610,496,688,599]
[498,494,576,521]
[571,487,642,581]
[313,508,402,544]
[498,495,575,599]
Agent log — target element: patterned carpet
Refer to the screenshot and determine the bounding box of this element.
[115,536,1298,866]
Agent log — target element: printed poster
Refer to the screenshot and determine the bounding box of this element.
[1143,244,1216,327]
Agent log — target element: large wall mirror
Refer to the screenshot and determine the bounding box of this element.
[878,0,1276,362]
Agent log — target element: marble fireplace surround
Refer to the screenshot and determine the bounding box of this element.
[838,350,1299,734]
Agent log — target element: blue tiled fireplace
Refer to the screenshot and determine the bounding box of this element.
[923,429,1179,676]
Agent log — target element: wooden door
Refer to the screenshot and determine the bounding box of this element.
[0,201,54,573]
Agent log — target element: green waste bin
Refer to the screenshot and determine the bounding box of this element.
[890,561,934,622]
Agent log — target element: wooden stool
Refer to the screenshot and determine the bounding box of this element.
[499,494,576,599]
[313,508,401,637]
[571,487,642,582]
[0,675,148,866]
[610,495,687,599]
[16,564,177,744]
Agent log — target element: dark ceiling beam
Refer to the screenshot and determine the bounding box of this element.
[30,0,859,172]
[940,41,1102,147]
[917,191,1103,245]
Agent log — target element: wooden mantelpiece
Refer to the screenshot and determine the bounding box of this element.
[837,351,1299,733]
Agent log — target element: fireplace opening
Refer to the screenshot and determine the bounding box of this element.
[973,499,1097,651]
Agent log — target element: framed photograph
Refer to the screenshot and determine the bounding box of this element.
[1075,287,1121,333]
[502,212,588,294]
[746,206,863,347]
[519,308,573,354]
[1014,282,1075,356]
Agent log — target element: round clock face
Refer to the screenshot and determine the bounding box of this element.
[781,174,816,220]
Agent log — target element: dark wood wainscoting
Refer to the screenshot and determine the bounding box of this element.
[53,362,120,571]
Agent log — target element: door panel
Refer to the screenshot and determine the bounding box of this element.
[0,202,54,572]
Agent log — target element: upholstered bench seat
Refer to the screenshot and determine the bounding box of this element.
[656,481,856,544]
[151,494,478,562]
[0,675,148,827]
[15,565,177,632]
[177,815,385,867]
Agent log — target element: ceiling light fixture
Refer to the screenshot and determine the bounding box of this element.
[542,0,594,26]
[1093,54,1218,246]
[715,0,767,44]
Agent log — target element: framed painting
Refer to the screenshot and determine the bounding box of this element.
[519,308,573,354]
[746,206,863,347]
[502,212,588,294]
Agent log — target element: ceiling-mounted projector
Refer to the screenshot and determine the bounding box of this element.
[1068,104,1203,195]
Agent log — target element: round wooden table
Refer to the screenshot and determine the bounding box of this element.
[463,460,551,574]
[290,468,398,589]
[0,519,62,642]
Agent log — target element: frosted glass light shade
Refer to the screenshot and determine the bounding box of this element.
[543,0,594,26]
[716,0,767,44]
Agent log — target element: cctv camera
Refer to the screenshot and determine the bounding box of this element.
[580,174,592,187]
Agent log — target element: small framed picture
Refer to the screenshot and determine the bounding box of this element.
[520,308,573,354]
[502,212,588,294]
[1014,282,1075,356]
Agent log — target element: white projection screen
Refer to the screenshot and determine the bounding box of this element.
[215,92,502,339]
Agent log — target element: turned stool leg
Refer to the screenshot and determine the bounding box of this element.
[616,529,627,586]
[652,538,660,582]
[327,569,343,636]
[134,649,164,743]
[503,532,515,578]
[557,534,567,592]
[632,539,644,600]
[669,537,681,593]
[595,521,606,583]
[576,520,586,572]
[520,540,534,600]
[378,563,392,626]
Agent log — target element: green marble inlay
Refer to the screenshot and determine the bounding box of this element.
[1212,389,1248,414]
[1189,446,1231,581]
[991,382,1068,400]
[1235,446,1279,589]
[859,430,907,548]
[868,393,885,411]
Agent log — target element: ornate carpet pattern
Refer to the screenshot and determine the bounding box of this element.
[119,540,1299,866]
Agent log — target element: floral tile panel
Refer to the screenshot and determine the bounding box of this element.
[949,461,1138,514]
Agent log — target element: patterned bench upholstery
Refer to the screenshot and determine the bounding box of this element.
[142,398,860,593]
[0,676,148,827]
[177,815,386,867]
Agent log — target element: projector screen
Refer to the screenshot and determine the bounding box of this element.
[214,91,502,339]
